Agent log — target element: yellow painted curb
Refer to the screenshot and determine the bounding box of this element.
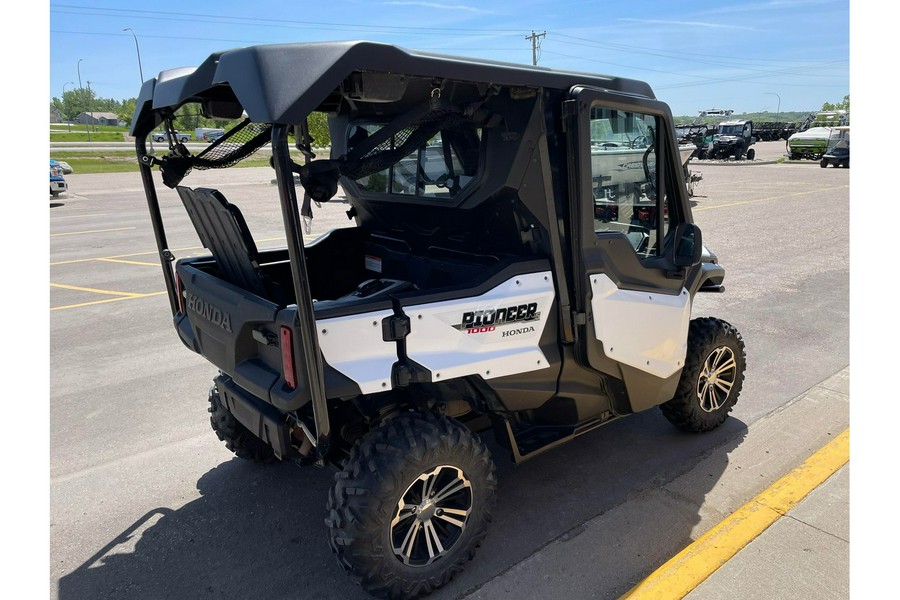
[622,428,849,600]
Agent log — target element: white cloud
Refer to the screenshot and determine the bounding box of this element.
[382,1,493,14]
[618,18,756,31]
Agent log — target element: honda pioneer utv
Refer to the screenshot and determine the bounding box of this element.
[131,41,745,600]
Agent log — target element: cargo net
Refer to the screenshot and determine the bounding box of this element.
[341,108,466,181]
[160,119,273,188]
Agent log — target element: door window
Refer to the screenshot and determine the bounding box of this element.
[589,106,669,260]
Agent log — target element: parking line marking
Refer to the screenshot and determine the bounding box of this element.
[50,283,143,297]
[51,292,167,311]
[621,428,849,600]
[50,227,136,237]
[49,213,109,220]
[97,258,160,267]
[49,237,286,266]
[694,185,848,212]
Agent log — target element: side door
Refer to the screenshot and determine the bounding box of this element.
[567,86,699,412]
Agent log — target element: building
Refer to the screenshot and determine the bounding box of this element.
[75,111,121,126]
[50,106,64,123]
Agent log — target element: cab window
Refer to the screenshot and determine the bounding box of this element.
[589,105,674,260]
[350,124,481,199]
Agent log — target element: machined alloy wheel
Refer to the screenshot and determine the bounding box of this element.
[660,317,746,432]
[391,465,472,567]
[327,412,497,600]
[696,346,737,413]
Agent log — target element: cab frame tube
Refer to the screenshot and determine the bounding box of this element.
[271,124,331,457]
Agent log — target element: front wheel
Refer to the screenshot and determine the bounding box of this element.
[746,148,755,160]
[660,318,746,432]
[327,412,497,599]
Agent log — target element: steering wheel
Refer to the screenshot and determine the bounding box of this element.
[642,145,656,193]
[631,136,649,149]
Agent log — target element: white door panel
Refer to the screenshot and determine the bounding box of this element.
[589,274,690,379]
[405,272,556,381]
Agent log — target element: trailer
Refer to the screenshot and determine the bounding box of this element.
[786,111,849,160]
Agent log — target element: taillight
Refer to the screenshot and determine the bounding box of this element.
[175,273,185,314]
[281,326,297,390]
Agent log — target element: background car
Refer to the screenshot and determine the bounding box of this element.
[151,131,191,143]
[50,160,68,197]
[55,160,74,174]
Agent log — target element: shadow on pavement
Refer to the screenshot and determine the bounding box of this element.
[57,412,747,600]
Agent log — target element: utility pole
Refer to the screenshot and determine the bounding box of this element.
[77,59,91,142]
[62,81,74,132]
[525,30,546,66]
[87,81,96,135]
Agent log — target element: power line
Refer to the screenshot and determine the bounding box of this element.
[51,4,524,35]
[549,33,848,78]
[551,32,838,65]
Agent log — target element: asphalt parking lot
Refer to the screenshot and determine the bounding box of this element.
[47,141,850,599]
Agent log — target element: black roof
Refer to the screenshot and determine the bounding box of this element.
[130,41,656,136]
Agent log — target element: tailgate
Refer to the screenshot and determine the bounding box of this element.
[175,260,310,411]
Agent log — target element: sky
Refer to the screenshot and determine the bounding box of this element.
[46,0,850,117]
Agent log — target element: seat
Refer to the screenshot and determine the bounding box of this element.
[176,186,270,299]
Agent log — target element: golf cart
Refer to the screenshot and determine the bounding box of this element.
[820,126,849,168]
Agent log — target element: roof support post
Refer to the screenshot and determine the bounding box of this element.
[271,124,331,458]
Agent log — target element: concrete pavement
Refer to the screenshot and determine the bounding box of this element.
[460,367,850,600]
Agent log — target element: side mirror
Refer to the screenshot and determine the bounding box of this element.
[673,223,703,268]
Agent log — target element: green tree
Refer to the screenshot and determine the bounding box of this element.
[118,98,137,126]
[53,87,97,121]
[306,112,331,148]
[821,94,849,112]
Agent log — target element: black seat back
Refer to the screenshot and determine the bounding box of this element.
[176,186,269,298]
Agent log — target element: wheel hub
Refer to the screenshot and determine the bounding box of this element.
[697,345,737,413]
[390,465,473,567]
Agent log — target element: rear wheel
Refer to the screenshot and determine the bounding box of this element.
[327,412,497,599]
[661,318,746,432]
[208,384,276,462]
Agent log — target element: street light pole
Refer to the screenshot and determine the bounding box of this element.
[766,92,781,123]
[62,81,74,132]
[123,27,153,151]
[123,28,144,83]
[77,59,91,142]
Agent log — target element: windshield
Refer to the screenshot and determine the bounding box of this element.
[590,109,653,148]
[718,125,743,135]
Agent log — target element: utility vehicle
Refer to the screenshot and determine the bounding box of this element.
[130,41,746,599]
[820,126,850,168]
[706,119,756,160]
